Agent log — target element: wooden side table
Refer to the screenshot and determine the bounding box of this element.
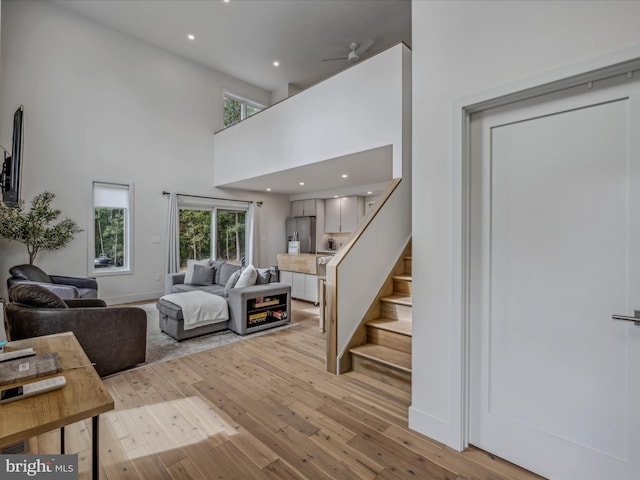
[0,332,114,480]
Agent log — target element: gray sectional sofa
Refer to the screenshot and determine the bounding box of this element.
[161,260,291,338]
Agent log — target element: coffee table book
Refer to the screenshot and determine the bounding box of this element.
[0,353,62,386]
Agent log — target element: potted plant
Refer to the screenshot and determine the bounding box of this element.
[0,191,82,264]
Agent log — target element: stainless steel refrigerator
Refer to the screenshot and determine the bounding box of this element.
[286,216,316,253]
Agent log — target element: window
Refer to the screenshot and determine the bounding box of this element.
[179,208,212,269]
[215,209,246,264]
[179,205,247,269]
[223,93,263,128]
[91,181,132,274]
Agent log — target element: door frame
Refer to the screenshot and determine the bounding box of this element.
[451,45,640,451]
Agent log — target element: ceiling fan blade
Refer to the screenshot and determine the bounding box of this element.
[355,38,375,56]
[322,56,348,62]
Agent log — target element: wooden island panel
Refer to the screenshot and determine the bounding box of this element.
[277,253,319,275]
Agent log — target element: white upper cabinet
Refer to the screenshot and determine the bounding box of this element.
[303,199,317,216]
[324,196,364,233]
[291,199,317,217]
[325,198,341,232]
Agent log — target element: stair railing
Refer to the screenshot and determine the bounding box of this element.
[325,177,411,374]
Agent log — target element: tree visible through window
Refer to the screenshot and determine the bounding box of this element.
[179,207,246,268]
[179,209,212,269]
[92,182,131,271]
[94,208,125,267]
[223,93,263,128]
[216,210,245,265]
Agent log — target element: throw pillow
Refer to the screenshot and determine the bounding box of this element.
[210,260,225,285]
[235,265,258,288]
[184,258,210,285]
[189,264,215,286]
[224,269,242,296]
[217,262,241,287]
[9,284,68,308]
[255,268,271,285]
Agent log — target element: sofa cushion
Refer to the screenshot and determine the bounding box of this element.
[256,268,271,285]
[189,264,215,286]
[10,264,53,283]
[235,265,257,288]
[224,270,242,296]
[172,283,226,296]
[9,284,68,308]
[210,260,225,284]
[217,262,241,287]
[184,258,210,284]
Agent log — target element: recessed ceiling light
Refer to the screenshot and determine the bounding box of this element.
[299,182,305,186]
[187,34,195,40]
[334,195,339,198]
[223,0,230,3]
[367,191,372,194]
[273,61,280,67]
[266,188,271,192]
[341,174,348,178]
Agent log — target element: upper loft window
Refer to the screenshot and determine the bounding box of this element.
[223,92,263,128]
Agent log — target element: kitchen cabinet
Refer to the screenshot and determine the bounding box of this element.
[324,196,364,233]
[291,199,317,217]
[278,270,318,303]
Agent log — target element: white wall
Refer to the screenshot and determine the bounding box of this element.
[0,0,281,303]
[213,44,408,187]
[411,0,640,449]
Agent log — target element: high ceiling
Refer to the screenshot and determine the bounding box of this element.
[51,0,411,197]
[53,0,411,93]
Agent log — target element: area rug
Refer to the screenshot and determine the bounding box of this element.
[138,303,298,367]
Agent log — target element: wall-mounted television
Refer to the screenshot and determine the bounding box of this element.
[1,106,24,207]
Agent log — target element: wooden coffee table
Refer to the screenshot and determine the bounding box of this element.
[0,332,114,479]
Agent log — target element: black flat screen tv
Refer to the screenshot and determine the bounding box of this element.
[2,106,24,207]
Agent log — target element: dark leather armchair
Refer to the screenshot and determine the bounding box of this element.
[6,284,146,377]
[7,264,98,299]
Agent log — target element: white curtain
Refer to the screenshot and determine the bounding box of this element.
[246,203,257,266]
[165,192,180,274]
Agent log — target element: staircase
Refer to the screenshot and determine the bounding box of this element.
[349,253,412,392]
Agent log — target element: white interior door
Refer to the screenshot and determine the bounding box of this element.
[469,72,640,479]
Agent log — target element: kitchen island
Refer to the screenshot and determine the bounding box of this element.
[277,253,326,303]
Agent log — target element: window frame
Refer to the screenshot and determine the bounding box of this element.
[89,180,134,277]
[223,91,264,128]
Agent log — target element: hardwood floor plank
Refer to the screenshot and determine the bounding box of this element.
[287,399,358,444]
[228,430,279,470]
[261,458,307,480]
[308,429,385,479]
[245,425,332,480]
[165,457,207,480]
[260,396,320,436]
[209,440,267,480]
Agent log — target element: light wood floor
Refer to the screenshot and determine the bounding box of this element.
[30,300,544,480]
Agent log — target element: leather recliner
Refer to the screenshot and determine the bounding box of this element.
[6,284,147,377]
[7,264,98,299]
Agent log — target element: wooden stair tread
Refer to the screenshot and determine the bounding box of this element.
[393,274,412,282]
[380,294,412,306]
[367,318,412,336]
[350,344,412,372]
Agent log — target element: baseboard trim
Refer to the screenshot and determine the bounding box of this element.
[408,406,459,451]
[104,290,164,306]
